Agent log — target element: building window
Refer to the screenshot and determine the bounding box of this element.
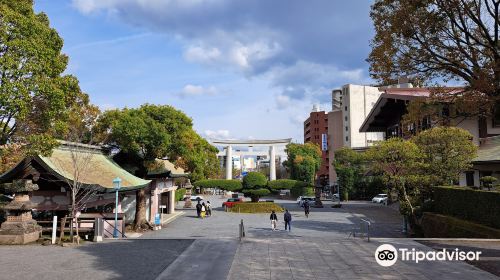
[345,116,348,121]
[345,126,348,131]
[346,136,349,142]
[344,106,347,111]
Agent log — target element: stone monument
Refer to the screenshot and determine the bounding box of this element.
[0,179,42,244]
[183,179,193,208]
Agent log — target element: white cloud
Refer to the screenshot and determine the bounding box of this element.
[204,129,231,139]
[179,84,217,97]
[72,0,374,131]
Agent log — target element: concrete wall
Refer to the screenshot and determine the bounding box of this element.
[342,84,385,148]
[454,118,480,145]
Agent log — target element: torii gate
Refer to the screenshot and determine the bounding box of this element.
[211,139,292,181]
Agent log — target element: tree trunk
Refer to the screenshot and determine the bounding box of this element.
[251,195,259,202]
[134,188,147,229]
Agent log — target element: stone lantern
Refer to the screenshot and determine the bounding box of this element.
[0,179,42,244]
[183,179,193,208]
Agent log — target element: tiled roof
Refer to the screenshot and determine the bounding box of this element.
[37,142,150,192]
[147,159,188,177]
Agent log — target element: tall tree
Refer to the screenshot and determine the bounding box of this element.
[284,143,322,184]
[366,138,427,231]
[369,0,500,117]
[412,126,477,185]
[95,104,219,228]
[333,147,365,201]
[0,0,85,146]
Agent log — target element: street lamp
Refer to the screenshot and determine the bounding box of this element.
[112,177,122,238]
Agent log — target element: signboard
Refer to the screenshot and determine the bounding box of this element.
[159,205,167,209]
[154,213,161,225]
[321,133,328,151]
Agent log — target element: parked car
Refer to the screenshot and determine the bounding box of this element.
[222,198,243,208]
[190,195,204,201]
[372,194,388,204]
[297,196,315,207]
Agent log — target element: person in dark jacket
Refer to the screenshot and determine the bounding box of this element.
[270,210,278,231]
[303,200,310,218]
[284,210,292,231]
[196,201,202,218]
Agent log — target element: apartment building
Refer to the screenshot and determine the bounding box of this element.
[304,105,329,183]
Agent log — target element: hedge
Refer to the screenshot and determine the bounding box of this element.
[431,186,500,229]
[175,188,187,201]
[421,212,500,238]
[230,202,284,213]
[267,179,309,190]
[193,179,242,191]
[267,179,313,197]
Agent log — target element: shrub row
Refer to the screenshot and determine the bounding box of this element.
[421,213,500,238]
[194,179,242,191]
[193,178,313,198]
[230,202,284,213]
[431,186,500,229]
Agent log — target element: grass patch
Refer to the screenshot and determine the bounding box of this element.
[230,202,284,213]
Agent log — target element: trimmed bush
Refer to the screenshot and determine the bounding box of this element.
[193,179,242,192]
[230,202,284,213]
[290,185,314,197]
[175,188,186,201]
[242,172,268,202]
[268,179,313,198]
[421,213,500,238]
[431,186,500,229]
[267,179,308,190]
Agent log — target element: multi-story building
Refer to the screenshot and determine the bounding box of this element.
[304,105,329,184]
[327,84,387,186]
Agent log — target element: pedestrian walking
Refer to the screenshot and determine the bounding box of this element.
[304,200,310,218]
[201,202,207,218]
[270,210,278,231]
[196,201,202,218]
[284,209,292,231]
[206,201,212,217]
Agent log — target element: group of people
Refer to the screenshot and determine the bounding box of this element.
[270,209,293,231]
[196,201,212,218]
[270,200,311,231]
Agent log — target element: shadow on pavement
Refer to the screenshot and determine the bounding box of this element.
[418,240,500,277]
[75,239,194,279]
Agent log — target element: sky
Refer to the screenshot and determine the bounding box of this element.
[34,0,375,142]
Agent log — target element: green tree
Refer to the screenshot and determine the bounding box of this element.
[284,143,322,184]
[242,172,269,202]
[412,127,477,185]
[0,1,86,147]
[334,147,365,201]
[368,0,500,118]
[95,104,219,228]
[366,138,428,230]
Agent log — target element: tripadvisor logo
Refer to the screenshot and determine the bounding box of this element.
[375,244,482,267]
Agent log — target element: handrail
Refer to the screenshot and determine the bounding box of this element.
[102,218,127,238]
[360,218,371,242]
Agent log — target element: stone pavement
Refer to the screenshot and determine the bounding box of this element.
[0,196,497,280]
[227,237,499,280]
[0,239,193,280]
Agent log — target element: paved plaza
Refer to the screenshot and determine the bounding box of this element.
[0,196,498,279]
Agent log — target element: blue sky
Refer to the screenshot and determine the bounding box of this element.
[34,0,375,142]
